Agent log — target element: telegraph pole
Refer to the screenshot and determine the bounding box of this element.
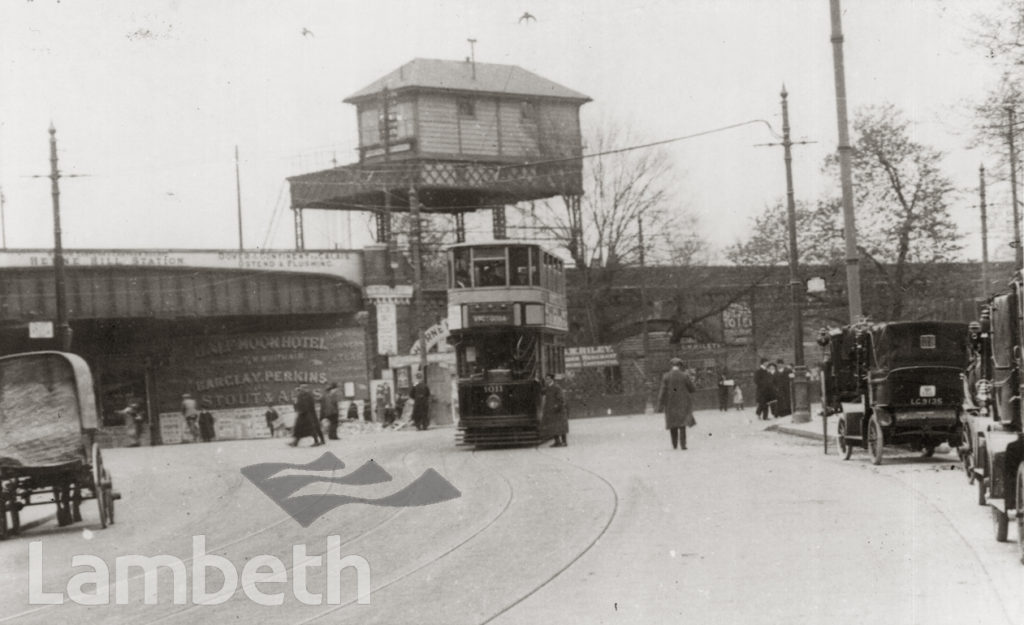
[1007,107,1022,269]
[980,164,989,299]
[638,215,652,413]
[410,187,429,374]
[756,87,812,423]
[48,124,72,352]
[235,145,244,251]
[0,186,7,248]
[829,0,863,321]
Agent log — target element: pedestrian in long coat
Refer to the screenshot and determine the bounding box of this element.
[541,374,568,447]
[410,372,431,430]
[321,383,340,439]
[657,359,697,450]
[773,359,793,418]
[289,384,323,447]
[754,359,776,421]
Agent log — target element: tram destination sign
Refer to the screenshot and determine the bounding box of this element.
[469,311,514,326]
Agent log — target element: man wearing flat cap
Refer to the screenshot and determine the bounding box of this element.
[657,358,697,450]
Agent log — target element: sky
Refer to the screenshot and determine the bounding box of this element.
[0,0,1013,262]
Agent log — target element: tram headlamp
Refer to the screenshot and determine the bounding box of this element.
[877,410,893,426]
[486,394,502,411]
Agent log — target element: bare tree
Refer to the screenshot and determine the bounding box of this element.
[510,121,703,343]
[825,104,961,319]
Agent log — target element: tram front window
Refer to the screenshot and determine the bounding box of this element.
[453,248,471,288]
[458,332,537,381]
[473,247,507,287]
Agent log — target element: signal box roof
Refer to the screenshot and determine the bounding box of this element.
[344,58,591,103]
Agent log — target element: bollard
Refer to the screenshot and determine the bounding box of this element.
[822,412,829,455]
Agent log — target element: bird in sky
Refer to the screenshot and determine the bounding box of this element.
[301,27,315,38]
[519,12,536,23]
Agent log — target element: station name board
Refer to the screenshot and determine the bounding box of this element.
[0,249,363,283]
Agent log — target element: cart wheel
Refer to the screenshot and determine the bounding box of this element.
[1016,464,1024,564]
[993,506,1009,543]
[56,485,72,527]
[92,443,108,529]
[837,417,852,460]
[71,483,82,523]
[978,475,987,506]
[103,474,115,525]
[867,416,884,466]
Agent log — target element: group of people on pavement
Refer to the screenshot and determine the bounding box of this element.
[753,358,793,420]
[285,373,434,447]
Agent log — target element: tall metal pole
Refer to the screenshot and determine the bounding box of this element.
[235,145,244,251]
[1007,108,1022,269]
[638,215,652,413]
[780,87,811,423]
[49,124,72,352]
[829,0,862,321]
[980,164,989,299]
[0,186,7,248]
[410,187,428,374]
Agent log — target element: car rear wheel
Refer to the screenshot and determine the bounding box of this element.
[994,506,1009,543]
[837,417,852,460]
[867,416,884,465]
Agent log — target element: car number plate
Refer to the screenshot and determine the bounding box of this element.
[919,385,936,397]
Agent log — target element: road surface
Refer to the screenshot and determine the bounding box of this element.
[1,409,1021,624]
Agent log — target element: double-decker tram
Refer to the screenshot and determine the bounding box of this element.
[446,242,567,446]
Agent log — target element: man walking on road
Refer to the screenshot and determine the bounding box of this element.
[657,358,696,450]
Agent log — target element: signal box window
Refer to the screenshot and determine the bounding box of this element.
[457,98,475,118]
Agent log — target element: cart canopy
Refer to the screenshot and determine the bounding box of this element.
[0,352,98,468]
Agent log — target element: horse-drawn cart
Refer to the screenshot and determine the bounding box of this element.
[0,352,118,538]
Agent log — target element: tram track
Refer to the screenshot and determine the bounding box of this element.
[475,446,620,625]
[289,448,517,625]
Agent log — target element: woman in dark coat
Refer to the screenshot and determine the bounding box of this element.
[289,384,323,447]
[541,374,568,447]
[657,358,697,450]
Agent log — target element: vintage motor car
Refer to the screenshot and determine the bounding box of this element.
[820,320,969,465]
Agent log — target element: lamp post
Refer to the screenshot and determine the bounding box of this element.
[756,87,812,423]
